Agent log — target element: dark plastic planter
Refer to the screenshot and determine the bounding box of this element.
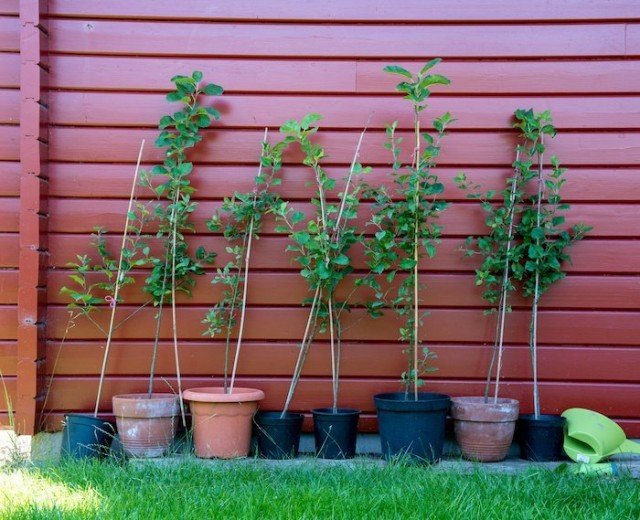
[518,413,566,462]
[254,411,304,459]
[60,413,116,459]
[374,392,451,463]
[312,408,360,459]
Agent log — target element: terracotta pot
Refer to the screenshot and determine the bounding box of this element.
[183,387,265,459]
[451,396,519,462]
[112,393,180,458]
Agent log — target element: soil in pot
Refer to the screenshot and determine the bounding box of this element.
[312,408,360,460]
[60,414,115,459]
[182,387,265,459]
[254,411,304,459]
[112,393,179,458]
[518,413,566,462]
[451,396,519,462]
[374,392,451,463]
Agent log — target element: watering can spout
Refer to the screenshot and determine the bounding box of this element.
[620,439,640,456]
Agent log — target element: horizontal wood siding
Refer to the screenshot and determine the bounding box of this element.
[0,5,19,417]
[17,1,640,434]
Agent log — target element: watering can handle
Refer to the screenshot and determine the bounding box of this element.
[620,439,640,455]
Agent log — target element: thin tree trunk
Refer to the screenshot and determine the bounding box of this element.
[95,140,145,416]
[170,187,187,428]
[413,111,421,401]
[531,135,545,419]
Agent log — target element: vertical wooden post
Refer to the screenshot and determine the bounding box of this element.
[16,0,48,435]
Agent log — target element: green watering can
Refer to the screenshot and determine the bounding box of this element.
[562,408,640,464]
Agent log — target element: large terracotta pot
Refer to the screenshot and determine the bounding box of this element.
[183,387,265,459]
[451,396,519,462]
[112,393,180,458]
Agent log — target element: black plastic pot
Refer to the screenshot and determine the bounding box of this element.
[60,414,116,459]
[312,408,360,459]
[518,413,566,462]
[374,392,451,463]
[254,411,304,459]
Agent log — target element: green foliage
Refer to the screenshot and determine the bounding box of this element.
[362,60,452,395]
[60,203,153,320]
[273,115,369,324]
[510,109,591,296]
[400,347,438,390]
[141,71,220,305]
[202,136,291,340]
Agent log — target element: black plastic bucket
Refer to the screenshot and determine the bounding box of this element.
[312,408,360,459]
[60,414,116,459]
[374,392,451,463]
[254,411,304,459]
[518,413,566,461]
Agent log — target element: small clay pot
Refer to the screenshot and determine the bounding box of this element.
[112,393,180,458]
[451,396,519,462]
[183,387,265,459]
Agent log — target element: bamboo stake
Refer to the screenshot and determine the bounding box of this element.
[281,286,321,416]
[228,128,268,395]
[492,150,521,403]
[94,140,145,417]
[413,110,421,401]
[170,186,187,428]
[530,134,545,419]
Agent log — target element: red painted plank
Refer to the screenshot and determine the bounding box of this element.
[356,60,640,95]
[48,92,640,131]
[46,0,640,22]
[48,20,626,58]
[0,271,17,304]
[48,270,640,310]
[0,1,18,16]
[47,163,640,203]
[0,54,19,87]
[41,377,640,419]
[0,342,16,375]
[0,17,19,52]
[46,198,637,238]
[48,235,640,275]
[47,56,640,95]
[0,377,15,410]
[46,341,640,383]
[0,125,19,160]
[0,198,18,232]
[0,307,17,339]
[0,162,19,196]
[45,306,640,346]
[0,234,18,267]
[0,89,19,124]
[48,128,640,166]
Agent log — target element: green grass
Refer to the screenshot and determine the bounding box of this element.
[0,459,638,519]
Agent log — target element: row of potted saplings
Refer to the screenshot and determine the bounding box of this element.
[58,62,589,464]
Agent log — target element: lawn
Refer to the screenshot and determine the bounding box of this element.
[0,459,638,519]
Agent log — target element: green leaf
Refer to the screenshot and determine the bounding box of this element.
[203,83,224,96]
[192,70,203,82]
[383,65,413,79]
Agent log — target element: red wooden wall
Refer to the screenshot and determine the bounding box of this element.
[2,1,640,435]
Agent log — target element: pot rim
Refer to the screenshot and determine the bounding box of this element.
[518,413,566,425]
[451,395,519,422]
[255,411,304,424]
[374,392,451,412]
[183,386,265,403]
[112,393,178,402]
[311,408,361,417]
[112,393,180,419]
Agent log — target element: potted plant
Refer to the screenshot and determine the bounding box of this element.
[363,60,452,463]
[111,71,219,457]
[255,114,369,459]
[181,129,289,459]
[453,154,527,462]
[511,109,590,461]
[58,141,153,458]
